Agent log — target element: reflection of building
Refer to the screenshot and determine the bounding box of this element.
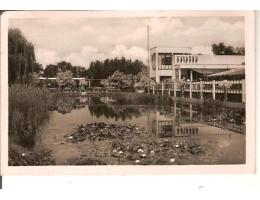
[150,47,245,83]
[148,104,199,138]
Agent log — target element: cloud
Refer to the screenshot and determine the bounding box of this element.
[65,44,147,67]
[65,45,106,66]
[191,45,213,55]
[117,27,147,43]
[148,17,184,35]
[117,18,184,44]
[111,44,147,62]
[13,16,244,68]
[36,44,147,68]
[35,48,61,67]
[171,18,244,46]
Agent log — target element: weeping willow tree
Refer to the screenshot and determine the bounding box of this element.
[8,28,49,150]
[8,28,42,85]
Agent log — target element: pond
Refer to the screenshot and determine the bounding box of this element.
[30,94,245,165]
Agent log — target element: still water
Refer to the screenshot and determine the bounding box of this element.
[36,95,245,165]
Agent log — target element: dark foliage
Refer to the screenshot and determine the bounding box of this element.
[44,61,88,78]
[86,57,145,79]
[211,42,245,55]
[8,28,43,84]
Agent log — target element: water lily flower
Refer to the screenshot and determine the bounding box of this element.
[138,149,144,153]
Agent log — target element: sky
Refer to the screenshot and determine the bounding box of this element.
[9,16,245,68]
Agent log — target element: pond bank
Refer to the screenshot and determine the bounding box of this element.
[51,91,245,109]
[171,96,245,109]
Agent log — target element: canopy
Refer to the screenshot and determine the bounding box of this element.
[192,69,225,75]
[207,68,245,77]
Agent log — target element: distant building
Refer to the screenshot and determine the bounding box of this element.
[149,46,245,83]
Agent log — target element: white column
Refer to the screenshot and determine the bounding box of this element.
[189,70,193,99]
[242,79,245,103]
[173,82,176,97]
[178,68,181,80]
[155,52,159,83]
[161,82,164,95]
[212,80,216,100]
[200,80,203,100]
[152,86,155,94]
[172,53,175,81]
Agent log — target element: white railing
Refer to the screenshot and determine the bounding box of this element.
[150,79,245,103]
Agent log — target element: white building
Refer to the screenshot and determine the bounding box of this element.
[150,46,245,83]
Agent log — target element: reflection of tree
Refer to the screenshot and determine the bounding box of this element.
[89,96,104,105]
[88,105,141,121]
[56,97,74,114]
[49,95,88,114]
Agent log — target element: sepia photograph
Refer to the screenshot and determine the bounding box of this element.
[0,11,255,174]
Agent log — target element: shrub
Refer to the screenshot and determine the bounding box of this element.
[201,98,225,115]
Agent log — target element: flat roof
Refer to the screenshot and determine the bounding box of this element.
[150,46,191,54]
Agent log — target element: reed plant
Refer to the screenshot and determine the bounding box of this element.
[9,84,50,147]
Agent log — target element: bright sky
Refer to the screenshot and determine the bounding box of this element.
[9,16,244,68]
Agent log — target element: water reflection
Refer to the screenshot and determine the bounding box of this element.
[49,95,89,114]
[48,95,244,136]
[89,105,142,121]
[37,95,245,164]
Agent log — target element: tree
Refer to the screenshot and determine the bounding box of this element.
[211,42,245,55]
[103,70,133,90]
[33,63,44,74]
[86,57,145,83]
[162,78,175,95]
[135,67,149,89]
[56,70,74,91]
[28,72,40,86]
[8,28,38,84]
[44,61,88,78]
[218,80,232,102]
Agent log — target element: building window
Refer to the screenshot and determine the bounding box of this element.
[158,53,172,70]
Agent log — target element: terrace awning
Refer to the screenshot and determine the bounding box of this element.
[192,69,225,75]
[207,68,245,77]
